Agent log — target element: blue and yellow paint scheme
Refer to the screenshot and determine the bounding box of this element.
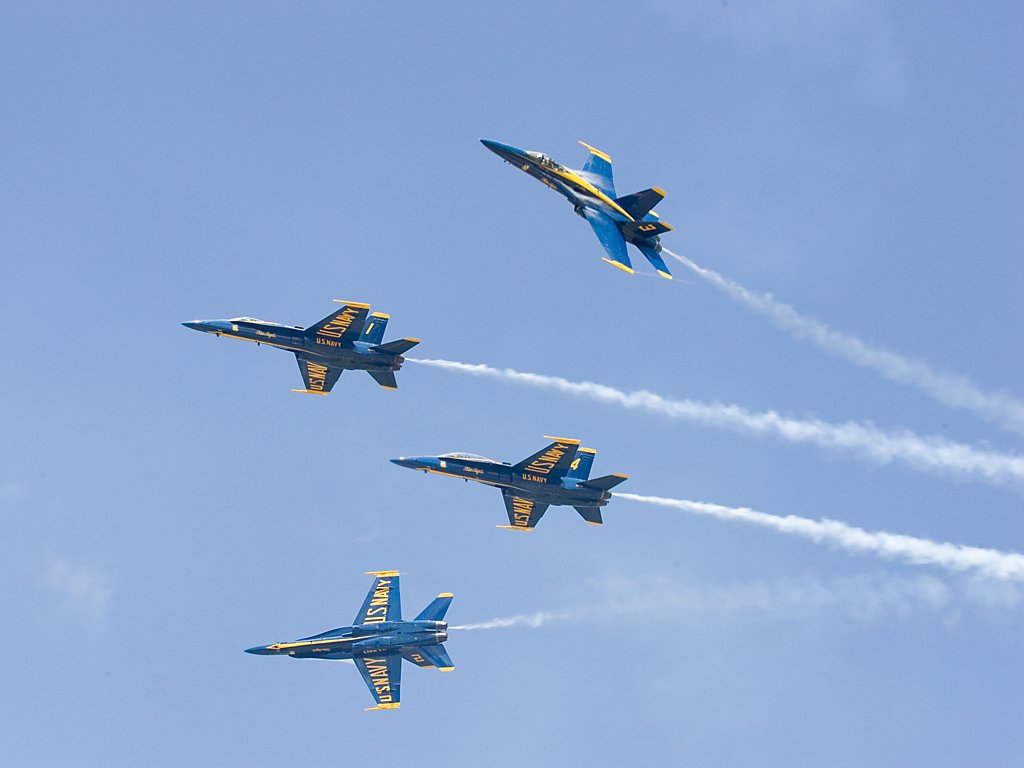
[245,571,454,711]
[391,437,628,531]
[183,301,420,395]
[481,139,674,279]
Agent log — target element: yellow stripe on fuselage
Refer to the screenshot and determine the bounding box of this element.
[547,167,634,221]
[216,331,298,352]
[270,634,374,651]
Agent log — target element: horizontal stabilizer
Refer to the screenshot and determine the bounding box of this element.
[615,187,665,220]
[415,643,456,671]
[574,506,604,525]
[579,473,628,492]
[415,592,454,622]
[371,338,420,356]
[621,219,673,240]
[368,370,398,390]
[635,244,673,280]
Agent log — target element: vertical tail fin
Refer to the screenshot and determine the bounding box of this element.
[360,313,390,345]
[565,447,596,481]
[415,592,454,622]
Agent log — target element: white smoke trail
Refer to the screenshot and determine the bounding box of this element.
[618,492,1024,581]
[663,249,1024,436]
[406,358,1024,487]
[449,611,574,631]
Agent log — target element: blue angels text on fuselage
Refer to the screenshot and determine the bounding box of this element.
[246,571,454,711]
[481,138,674,279]
[183,301,420,395]
[391,437,628,531]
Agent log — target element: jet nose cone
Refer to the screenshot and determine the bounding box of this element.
[245,645,272,655]
[182,321,205,332]
[480,139,523,160]
[391,457,436,471]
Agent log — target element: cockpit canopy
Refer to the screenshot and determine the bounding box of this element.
[525,151,560,170]
[439,452,495,462]
[229,316,301,329]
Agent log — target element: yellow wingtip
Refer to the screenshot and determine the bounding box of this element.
[542,435,581,444]
[438,666,455,672]
[366,703,401,711]
[585,521,603,526]
[495,526,534,532]
[579,447,597,455]
[601,257,635,275]
[380,385,398,391]
[651,186,666,196]
[365,570,400,577]
[332,299,372,308]
[370,312,390,319]
[292,389,329,396]
[578,140,611,162]
[437,592,454,598]
[658,271,673,280]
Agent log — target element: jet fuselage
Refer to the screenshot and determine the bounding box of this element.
[183,318,404,373]
[391,454,613,508]
[482,139,633,222]
[246,620,447,661]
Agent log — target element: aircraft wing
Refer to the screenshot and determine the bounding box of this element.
[353,571,401,625]
[583,208,633,275]
[512,436,581,483]
[354,653,402,710]
[293,355,344,395]
[497,491,549,531]
[579,141,616,197]
[306,301,370,347]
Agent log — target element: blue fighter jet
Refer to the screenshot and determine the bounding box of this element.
[481,138,674,278]
[246,571,454,711]
[391,436,628,531]
[183,301,419,394]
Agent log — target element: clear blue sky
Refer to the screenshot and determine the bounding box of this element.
[1,2,1021,765]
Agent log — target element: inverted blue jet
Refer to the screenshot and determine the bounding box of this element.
[481,138,674,279]
[246,571,453,711]
[391,436,628,531]
[183,301,419,394]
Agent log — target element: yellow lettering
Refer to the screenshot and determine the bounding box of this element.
[306,362,329,391]
[318,308,360,339]
[512,497,533,527]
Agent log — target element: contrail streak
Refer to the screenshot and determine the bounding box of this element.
[407,358,1024,487]
[663,249,1024,436]
[618,492,1024,581]
[449,611,574,631]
